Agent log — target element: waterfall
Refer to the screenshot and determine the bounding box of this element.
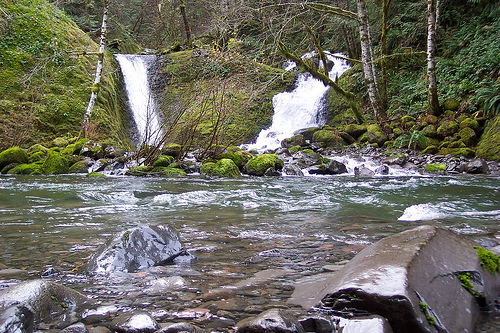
[247,52,350,151]
[115,54,162,146]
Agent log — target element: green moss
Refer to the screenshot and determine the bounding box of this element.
[201,158,241,178]
[424,163,447,173]
[161,143,182,158]
[7,163,43,175]
[87,172,106,178]
[289,146,301,152]
[312,130,346,148]
[41,150,69,174]
[460,118,479,131]
[215,150,253,169]
[438,147,476,158]
[123,231,131,242]
[421,145,439,154]
[0,146,29,171]
[344,124,367,139]
[151,167,187,177]
[474,246,500,274]
[437,121,459,138]
[245,154,284,176]
[477,116,500,161]
[419,302,436,325]
[126,166,154,176]
[69,160,89,174]
[153,155,175,168]
[443,99,460,111]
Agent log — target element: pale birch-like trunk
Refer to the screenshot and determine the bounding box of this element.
[81,1,109,137]
[427,0,440,116]
[356,0,383,119]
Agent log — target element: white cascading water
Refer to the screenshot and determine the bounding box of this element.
[115,54,162,146]
[247,52,350,151]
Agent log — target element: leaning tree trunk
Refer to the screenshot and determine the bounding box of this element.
[356,0,384,120]
[427,0,440,116]
[81,0,109,137]
[180,0,192,49]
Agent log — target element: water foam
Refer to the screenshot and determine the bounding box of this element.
[398,203,447,222]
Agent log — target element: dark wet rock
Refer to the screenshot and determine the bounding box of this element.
[289,225,500,333]
[299,316,333,333]
[292,150,322,167]
[283,164,304,177]
[104,146,126,159]
[205,318,236,329]
[307,165,328,175]
[375,165,389,175]
[264,167,282,177]
[85,225,192,275]
[0,305,34,333]
[344,124,367,139]
[458,158,490,174]
[80,141,104,159]
[158,322,203,333]
[60,322,88,333]
[335,315,393,333]
[88,327,112,333]
[297,127,319,142]
[354,165,375,177]
[235,309,305,333]
[110,311,160,333]
[82,305,120,325]
[325,160,348,175]
[0,280,88,330]
[41,265,60,278]
[382,154,407,166]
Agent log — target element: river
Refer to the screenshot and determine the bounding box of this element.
[1,174,500,327]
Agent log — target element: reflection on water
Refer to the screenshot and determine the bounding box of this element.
[0,174,499,321]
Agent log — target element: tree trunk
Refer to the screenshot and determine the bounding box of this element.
[356,0,384,120]
[379,0,391,114]
[427,0,440,116]
[180,0,192,49]
[81,0,109,137]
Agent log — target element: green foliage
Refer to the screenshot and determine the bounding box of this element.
[474,246,500,274]
[394,131,427,150]
[476,80,500,118]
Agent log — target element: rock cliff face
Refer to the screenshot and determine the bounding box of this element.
[289,225,500,333]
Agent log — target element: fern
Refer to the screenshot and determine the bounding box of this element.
[477,80,500,118]
[394,130,427,149]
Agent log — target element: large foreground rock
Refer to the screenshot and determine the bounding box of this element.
[0,280,88,331]
[236,309,305,333]
[289,225,500,333]
[86,225,192,275]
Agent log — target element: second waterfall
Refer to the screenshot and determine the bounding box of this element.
[115,54,162,146]
[248,52,350,151]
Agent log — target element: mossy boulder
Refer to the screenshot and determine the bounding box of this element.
[30,151,47,163]
[126,166,154,176]
[87,172,106,178]
[41,150,70,174]
[52,137,69,148]
[312,130,346,148]
[344,124,367,139]
[437,121,459,138]
[460,118,479,131]
[449,140,467,149]
[215,149,253,169]
[0,147,29,171]
[69,160,89,174]
[151,167,187,177]
[297,127,320,142]
[7,163,43,175]
[161,143,182,158]
[422,115,439,124]
[27,144,49,156]
[281,134,307,148]
[421,145,439,154]
[477,116,500,161]
[80,141,104,159]
[458,127,477,147]
[153,155,175,168]
[424,163,447,174]
[421,125,438,138]
[200,159,241,178]
[365,124,388,147]
[245,154,284,176]
[443,99,460,111]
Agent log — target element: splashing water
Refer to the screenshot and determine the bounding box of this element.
[247,52,350,151]
[115,54,162,146]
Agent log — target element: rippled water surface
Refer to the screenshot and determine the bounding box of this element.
[1,174,500,324]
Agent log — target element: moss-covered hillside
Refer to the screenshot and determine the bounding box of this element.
[0,0,132,151]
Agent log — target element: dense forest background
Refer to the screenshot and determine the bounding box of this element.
[1,0,499,159]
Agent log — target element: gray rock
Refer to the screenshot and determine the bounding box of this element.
[282,134,307,148]
[0,305,34,333]
[325,160,347,175]
[158,322,203,333]
[0,280,88,330]
[81,305,120,325]
[236,309,305,333]
[60,322,89,333]
[458,158,490,174]
[354,165,375,177]
[85,225,192,275]
[375,165,389,175]
[110,311,160,333]
[289,225,500,333]
[88,327,112,333]
[283,164,304,177]
[299,316,333,333]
